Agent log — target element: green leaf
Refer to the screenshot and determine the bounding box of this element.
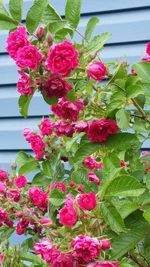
[85,17,99,41]
[143,208,150,223]
[0,13,17,29]
[100,202,125,233]
[84,32,111,58]
[0,0,9,15]
[104,175,145,197]
[43,3,62,24]
[41,90,58,105]
[116,109,130,130]
[9,0,22,22]
[109,63,127,83]
[103,154,121,173]
[16,151,32,168]
[73,142,101,164]
[32,172,50,187]
[65,0,82,29]
[105,133,139,151]
[132,61,150,83]
[49,188,66,207]
[18,159,40,175]
[112,199,139,219]
[19,95,32,118]
[126,84,144,98]
[144,234,150,263]
[26,0,47,33]
[42,160,52,176]
[145,172,150,190]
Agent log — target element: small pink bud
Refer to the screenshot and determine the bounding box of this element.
[0,253,4,263]
[46,33,53,45]
[37,26,44,39]
[101,239,111,250]
[39,218,53,225]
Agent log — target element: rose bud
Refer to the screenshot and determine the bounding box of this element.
[87,62,107,81]
[100,239,111,250]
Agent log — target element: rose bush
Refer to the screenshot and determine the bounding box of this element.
[0,0,150,266]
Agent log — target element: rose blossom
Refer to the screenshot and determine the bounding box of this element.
[141,56,150,62]
[51,98,84,121]
[77,192,97,211]
[43,74,72,99]
[29,187,48,212]
[71,235,100,263]
[146,42,150,55]
[40,118,55,136]
[55,121,74,137]
[87,262,119,267]
[14,176,27,188]
[48,182,67,193]
[100,239,111,250]
[88,172,100,185]
[87,119,119,143]
[6,25,29,60]
[17,71,34,96]
[59,196,77,227]
[6,189,21,202]
[39,218,53,225]
[120,160,125,168]
[0,181,6,194]
[0,208,8,227]
[74,121,89,133]
[23,128,33,142]
[0,169,8,181]
[87,62,107,81]
[16,217,29,235]
[0,253,4,263]
[25,133,46,160]
[16,45,42,70]
[46,41,79,77]
[83,156,97,170]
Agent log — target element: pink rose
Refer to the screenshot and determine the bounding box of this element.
[120,160,125,168]
[6,25,29,60]
[40,118,55,136]
[16,217,29,235]
[48,182,67,193]
[6,189,21,202]
[87,62,107,81]
[51,98,84,121]
[74,120,89,133]
[83,156,97,170]
[77,192,97,211]
[88,172,100,185]
[100,239,111,250]
[29,187,48,212]
[59,197,77,227]
[131,69,137,76]
[46,41,79,77]
[17,71,34,96]
[25,133,46,160]
[0,208,8,227]
[0,181,6,194]
[16,45,42,70]
[87,261,119,267]
[39,218,53,225]
[87,119,119,143]
[0,253,4,264]
[36,26,44,39]
[43,74,72,99]
[14,176,27,188]
[0,169,8,181]
[23,128,33,142]
[55,121,74,137]
[71,235,100,263]
[141,151,150,157]
[141,56,150,62]
[146,42,150,55]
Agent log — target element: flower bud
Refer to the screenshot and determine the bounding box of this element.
[101,239,111,250]
[87,62,107,81]
[46,32,53,46]
[37,26,44,39]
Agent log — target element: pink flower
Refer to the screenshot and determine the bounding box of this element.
[51,98,84,121]
[6,25,29,60]
[74,121,89,133]
[14,176,27,188]
[48,182,67,193]
[88,172,100,185]
[0,208,8,227]
[23,128,33,142]
[16,45,42,70]
[0,253,4,263]
[0,169,8,181]
[55,121,74,137]
[17,71,34,96]
[6,189,21,202]
[59,197,77,227]
[120,160,125,168]
[16,217,29,235]
[100,239,111,250]
[29,187,48,212]
[0,181,6,194]
[87,62,107,81]
[141,151,150,157]
[87,119,119,143]
[43,74,72,99]
[77,192,97,211]
[40,118,55,136]
[146,42,150,55]
[87,262,119,267]
[71,235,100,263]
[39,218,53,225]
[37,26,44,39]
[25,133,46,160]
[83,156,97,170]
[46,41,79,77]
[141,56,150,62]
[131,69,137,76]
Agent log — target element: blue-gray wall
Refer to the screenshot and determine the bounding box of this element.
[0,0,150,170]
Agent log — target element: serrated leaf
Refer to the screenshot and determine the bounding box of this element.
[65,0,82,29]
[9,0,22,22]
[116,109,130,130]
[26,0,47,33]
[104,175,145,197]
[19,95,32,118]
[41,90,58,105]
[18,160,40,175]
[43,3,62,24]
[50,188,66,207]
[126,84,144,98]
[103,154,121,173]
[84,32,111,58]
[0,13,17,29]
[85,17,99,41]
[132,61,150,83]
[42,160,52,176]
[32,172,50,187]
[16,151,32,168]
[143,208,150,223]
[73,142,101,164]
[100,202,125,233]
[105,133,139,151]
[112,199,139,219]
[0,0,9,15]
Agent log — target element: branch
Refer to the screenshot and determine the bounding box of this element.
[131,98,150,123]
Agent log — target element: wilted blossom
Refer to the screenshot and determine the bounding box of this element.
[88,172,100,185]
[51,98,84,122]
[55,121,74,137]
[100,239,111,250]
[14,176,27,188]
[87,262,119,267]
[59,195,77,227]
[87,62,107,81]
[6,25,29,60]
[71,235,100,263]
[40,118,55,136]
[43,74,72,99]
[16,45,42,70]
[29,187,48,213]
[77,192,97,211]
[17,71,34,96]
[45,41,79,77]
[87,119,119,143]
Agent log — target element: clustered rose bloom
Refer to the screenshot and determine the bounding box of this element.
[6,25,29,59]
[87,62,107,81]
[141,42,150,62]
[29,187,48,213]
[77,192,97,211]
[16,45,42,70]
[14,176,27,188]
[43,74,72,99]
[87,119,119,143]
[17,71,34,96]
[16,217,29,235]
[46,41,79,77]
[74,120,88,133]
[51,98,84,121]
[71,235,100,263]
[6,189,21,202]
[40,118,55,136]
[87,262,119,267]
[55,121,74,137]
